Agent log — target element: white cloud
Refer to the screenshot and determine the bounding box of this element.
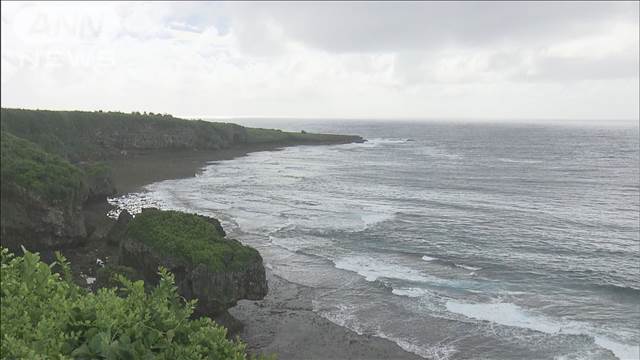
[1,1,638,121]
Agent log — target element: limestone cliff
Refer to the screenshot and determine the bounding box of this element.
[0,132,89,252]
[0,184,87,251]
[1,108,363,162]
[115,208,268,316]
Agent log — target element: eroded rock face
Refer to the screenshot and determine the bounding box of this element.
[0,185,87,252]
[117,211,267,316]
[105,210,132,246]
[84,170,117,202]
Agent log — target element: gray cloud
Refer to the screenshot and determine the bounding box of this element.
[1,1,638,120]
[228,2,638,53]
[221,1,639,85]
[527,54,640,82]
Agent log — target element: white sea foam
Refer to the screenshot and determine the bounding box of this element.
[360,211,394,227]
[367,138,411,145]
[334,255,429,282]
[497,158,543,164]
[592,337,639,360]
[376,331,457,360]
[269,234,334,255]
[445,301,639,360]
[414,146,462,160]
[314,302,366,336]
[454,263,482,271]
[337,137,409,149]
[269,235,304,253]
[355,205,397,231]
[107,192,163,218]
[392,287,433,298]
[315,300,450,360]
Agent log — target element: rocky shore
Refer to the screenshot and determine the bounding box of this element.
[105,147,424,360]
[231,271,422,360]
[0,108,420,359]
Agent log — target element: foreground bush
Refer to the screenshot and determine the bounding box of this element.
[0,248,250,359]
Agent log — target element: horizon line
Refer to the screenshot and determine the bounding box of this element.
[180,115,640,123]
[2,107,637,124]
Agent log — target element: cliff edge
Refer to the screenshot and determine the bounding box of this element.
[114,208,268,316]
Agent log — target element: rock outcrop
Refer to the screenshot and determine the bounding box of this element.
[0,185,87,252]
[120,239,267,316]
[105,210,132,246]
[0,131,89,252]
[116,208,268,316]
[79,162,117,201]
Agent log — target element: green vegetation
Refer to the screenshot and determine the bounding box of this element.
[0,108,246,161]
[245,127,358,144]
[0,131,85,202]
[0,248,250,359]
[1,109,361,163]
[127,209,260,272]
[95,264,143,289]
[81,161,111,178]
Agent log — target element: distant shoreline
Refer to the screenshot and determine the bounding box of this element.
[108,140,366,195]
[108,143,288,195]
[107,141,423,360]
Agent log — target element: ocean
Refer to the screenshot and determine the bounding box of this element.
[110,120,639,360]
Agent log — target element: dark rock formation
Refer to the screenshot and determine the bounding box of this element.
[79,163,117,202]
[120,239,267,316]
[0,185,87,252]
[1,131,91,252]
[105,210,132,246]
[117,210,267,316]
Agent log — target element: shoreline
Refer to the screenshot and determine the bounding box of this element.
[230,270,422,360]
[107,143,423,360]
[108,143,290,195]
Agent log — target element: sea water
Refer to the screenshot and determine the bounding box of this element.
[110,120,639,359]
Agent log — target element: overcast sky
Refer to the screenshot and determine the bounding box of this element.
[1,1,638,121]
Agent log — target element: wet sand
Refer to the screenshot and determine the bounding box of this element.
[108,144,423,360]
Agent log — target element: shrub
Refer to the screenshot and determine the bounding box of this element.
[95,264,142,289]
[126,209,260,272]
[0,131,85,202]
[0,108,246,161]
[0,247,251,359]
[81,162,111,178]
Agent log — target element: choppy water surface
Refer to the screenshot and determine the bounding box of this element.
[111,121,639,359]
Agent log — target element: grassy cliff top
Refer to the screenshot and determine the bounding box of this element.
[126,209,260,272]
[0,131,85,202]
[1,108,363,162]
[0,108,246,161]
